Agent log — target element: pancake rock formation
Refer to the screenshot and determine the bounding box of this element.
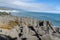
[0,12,60,40]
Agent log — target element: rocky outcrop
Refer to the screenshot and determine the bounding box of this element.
[0,12,60,40]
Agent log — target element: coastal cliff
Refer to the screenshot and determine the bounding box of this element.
[0,12,60,40]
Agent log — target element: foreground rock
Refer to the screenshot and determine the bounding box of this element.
[0,12,60,40]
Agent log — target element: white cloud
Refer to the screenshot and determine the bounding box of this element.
[0,0,60,13]
[21,0,34,1]
[12,1,56,11]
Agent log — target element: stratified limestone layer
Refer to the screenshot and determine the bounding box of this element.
[0,13,60,40]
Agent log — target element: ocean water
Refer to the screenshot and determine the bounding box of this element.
[11,12,60,27]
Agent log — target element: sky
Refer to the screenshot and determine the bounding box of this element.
[0,0,60,13]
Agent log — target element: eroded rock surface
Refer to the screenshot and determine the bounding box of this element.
[0,12,60,40]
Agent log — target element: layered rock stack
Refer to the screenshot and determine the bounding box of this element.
[0,12,60,40]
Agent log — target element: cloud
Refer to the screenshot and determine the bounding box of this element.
[12,1,56,11]
[0,0,60,13]
[19,0,35,2]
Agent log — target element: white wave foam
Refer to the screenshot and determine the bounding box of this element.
[0,10,19,12]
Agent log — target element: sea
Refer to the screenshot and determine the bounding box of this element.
[11,11,60,27]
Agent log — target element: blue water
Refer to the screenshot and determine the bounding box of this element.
[11,11,60,27]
